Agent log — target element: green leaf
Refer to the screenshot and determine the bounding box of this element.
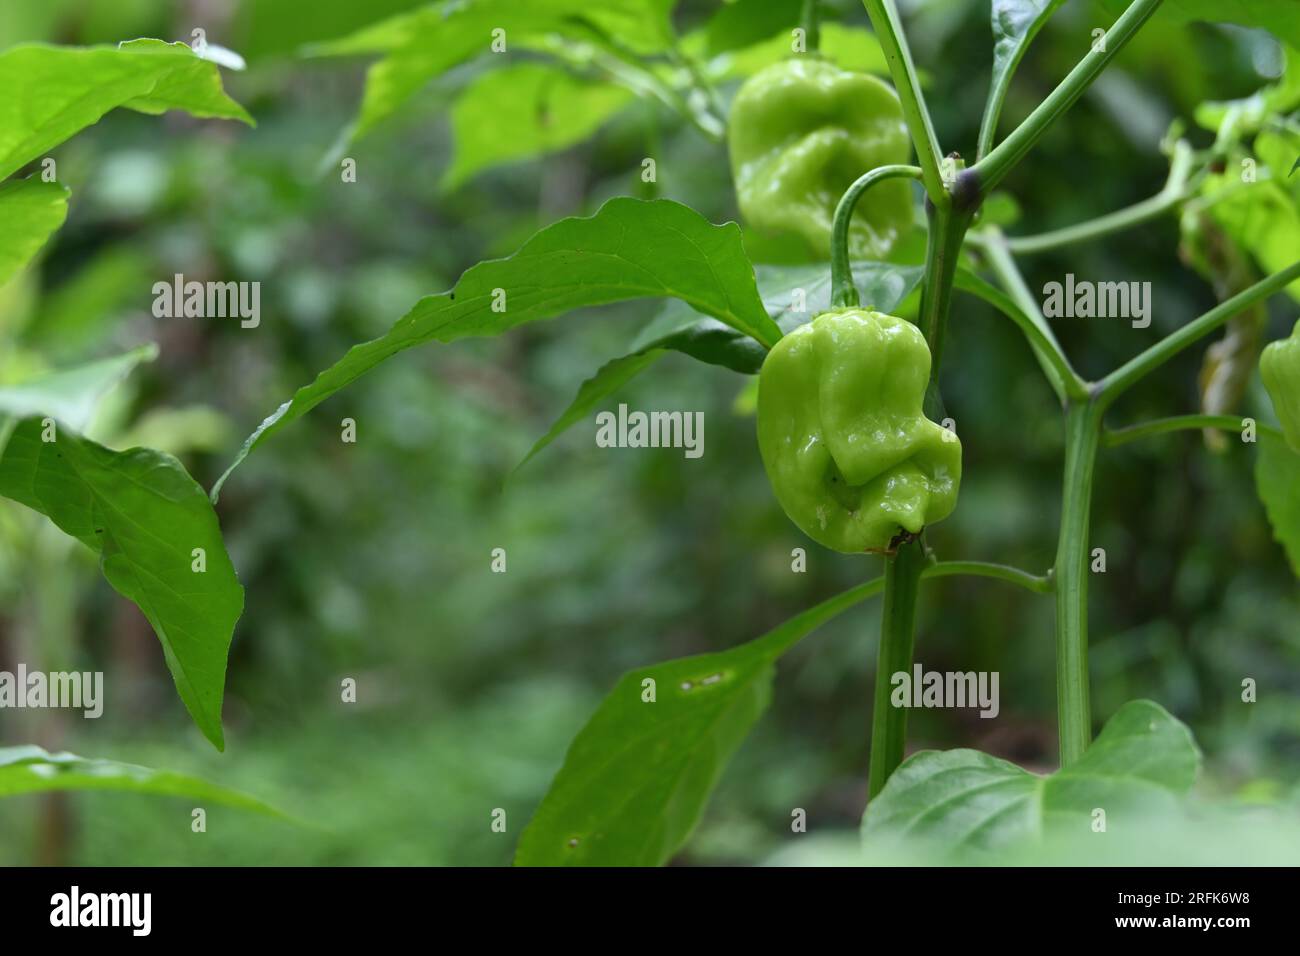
[0,176,69,286]
[980,1,1067,149]
[1256,431,1300,576]
[862,700,1201,853]
[310,0,672,142]
[214,197,779,499]
[0,419,244,750]
[0,745,285,818]
[0,39,252,181]
[511,261,921,474]
[516,576,886,866]
[0,344,157,430]
[1098,0,1300,50]
[445,63,633,189]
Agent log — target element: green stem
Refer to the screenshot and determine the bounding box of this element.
[869,538,926,798]
[917,200,973,378]
[923,560,1053,594]
[830,165,922,308]
[865,141,971,796]
[862,0,947,205]
[1104,413,1284,447]
[1005,140,1197,255]
[1054,400,1103,767]
[1097,261,1300,406]
[972,0,1164,194]
[800,0,821,53]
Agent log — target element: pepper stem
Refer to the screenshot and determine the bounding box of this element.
[868,537,926,798]
[829,165,922,309]
[1053,399,1103,766]
[800,0,821,54]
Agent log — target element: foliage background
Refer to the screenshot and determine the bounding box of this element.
[0,0,1296,865]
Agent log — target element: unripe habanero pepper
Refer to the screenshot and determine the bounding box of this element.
[757,309,961,553]
[728,58,913,260]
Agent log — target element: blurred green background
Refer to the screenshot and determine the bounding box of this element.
[0,0,1296,865]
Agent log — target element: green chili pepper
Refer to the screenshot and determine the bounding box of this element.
[1261,318,1300,452]
[728,58,912,260]
[757,308,961,553]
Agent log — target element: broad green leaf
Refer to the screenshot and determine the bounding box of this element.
[445,63,633,189]
[980,1,1067,150]
[213,198,780,499]
[0,745,285,819]
[511,262,922,473]
[515,576,887,866]
[862,700,1200,853]
[1256,432,1300,577]
[0,177,69,286]
[0,344,157,430]
[0,419,244,750]
[309,0,673,142]
[1099,0,1300,50]
[0,40,252,181]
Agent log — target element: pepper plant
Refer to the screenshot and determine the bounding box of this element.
[2,1,1299,865]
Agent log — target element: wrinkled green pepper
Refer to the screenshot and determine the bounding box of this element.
[728,58,912,260]
[757,308,961,553]
[1261,318,1300,452]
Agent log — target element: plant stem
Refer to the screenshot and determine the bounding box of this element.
[1104,413,1284,447]
[1097,261,1300,406]
[869,538,926,798]
[917,200,973,378]
[972,0,1164,194]
[1054,399,1103,766]
[862,0,947,205]
[1005,140,1197,255]
[801,0,821,53]
[866,172,972,798]
[830,165,922,308]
